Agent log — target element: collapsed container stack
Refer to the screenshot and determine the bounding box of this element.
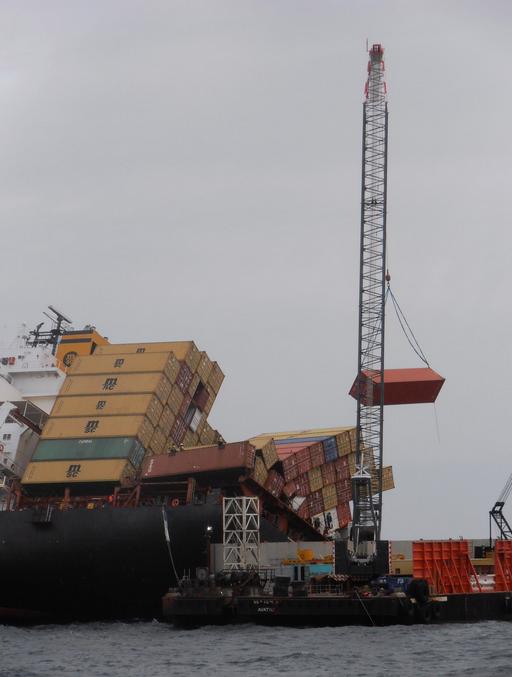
[22,341,224,489]
[249,428,394,537]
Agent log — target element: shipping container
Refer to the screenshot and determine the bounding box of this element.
[196,352,213,384]
[294,472,310,497]
[264,469,285,498]
[142,440,257,481]
[296,498,310,521]
[183,429,199,448]
[322,483,338,511]
[40,415,154,448]
[22,458,136,485]
[199,421,216,446]
[168,384,185,415]
[59,372,170,403]
[170,417,188,446]
[283,480,296,499]
[51,393,162,424]
[322,437,338,462]
[158,405,176,438]
[337,502,352,528]
[189,407,202,433]
[149,426,167,455]
[308,466,323,492]
[203,384,216,415]
[94,341,195,359]
[176,363,193,395]
[309,442,325,468]
[192,385,210,411]
[188,373,201,399]
[382,465,395,491]
[260,439,279,470]
[307,490,324,518]
[296,447,313,474]
[178,394,192,420]
[67,352,176,377]
[336,431,352,457]
[31,437,146,470]
[321,460,337,487]
[282,454,299,483]
[349,368,445,406]
[252,456,269,486]
[208,361,225,395]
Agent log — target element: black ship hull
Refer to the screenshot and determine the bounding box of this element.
[0,501,223,622]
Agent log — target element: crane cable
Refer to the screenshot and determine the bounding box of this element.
[360,282,430,368]
[386,283,429,367]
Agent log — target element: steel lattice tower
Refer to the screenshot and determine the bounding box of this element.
[351,44,388,560]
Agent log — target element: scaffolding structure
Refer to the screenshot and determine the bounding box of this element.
[352,44,388,560]
[222,496,260,570]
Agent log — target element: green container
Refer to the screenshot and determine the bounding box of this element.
[32,437,147,470]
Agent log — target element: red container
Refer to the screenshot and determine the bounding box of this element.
[178,394,192,419]
[193,387,210,410]
[309,442,325,468]
[170,416,188,445]
[307,490,324,517]
[336,463,350,481]
[264,469,285,498]
[321,461,337,487]
[283,480,296,498]
[282,455,299,483]
[349,367,445,406]
[296,448,313,474]
[294,472,310,497]
[275,442,309,460]
[337,502,352,527]
[297,500,310,521]
[176,363,193,394]
[336,478,352,503]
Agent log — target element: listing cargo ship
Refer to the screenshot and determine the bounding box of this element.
[0,309,365,621]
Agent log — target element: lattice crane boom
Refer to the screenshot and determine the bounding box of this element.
[350,44,388,562]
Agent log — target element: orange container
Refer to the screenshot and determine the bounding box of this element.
[349,368,445,406]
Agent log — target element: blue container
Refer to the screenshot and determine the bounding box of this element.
[324,447,338,462]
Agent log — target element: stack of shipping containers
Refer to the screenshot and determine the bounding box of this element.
[22,341,224,488]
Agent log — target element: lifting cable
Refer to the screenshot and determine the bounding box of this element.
[385,283,429,367]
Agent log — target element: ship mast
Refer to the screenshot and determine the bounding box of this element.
[351,44,388,562]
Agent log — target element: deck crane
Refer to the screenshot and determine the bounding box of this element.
[350,43,388,565]
[490,472,512,540]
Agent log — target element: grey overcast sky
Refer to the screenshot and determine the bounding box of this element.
[1,1,511,541]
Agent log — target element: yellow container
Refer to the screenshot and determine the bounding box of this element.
[68,352,173,376]
[60,372,165,398]
[308,466,323,492]
[158,405,176,438]
[188,373,201,398]
[382,466,395,491]
[168,385,185,415]
[199,421,216,446]
[51,393,162,424]
[149,426,167,455]
[252,457,268,486]
[196,352,213,383]
[22,458,135,484]
[208,362,225,394]
[203,385,216,415]
[261,440,279,470]
[94,341,200,368]
[41,415,154,448]
[336,430,352,456]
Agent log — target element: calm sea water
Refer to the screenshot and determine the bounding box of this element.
[1,620,512,677]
